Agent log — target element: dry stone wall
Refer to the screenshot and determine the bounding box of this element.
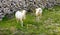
[0,0,60,21]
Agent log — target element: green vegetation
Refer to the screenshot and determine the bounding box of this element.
[0,5,60,35]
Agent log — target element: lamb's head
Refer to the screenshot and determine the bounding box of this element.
[22,10,27,14]
[36,8,42,13]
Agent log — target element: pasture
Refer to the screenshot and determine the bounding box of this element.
[0,5,60,35]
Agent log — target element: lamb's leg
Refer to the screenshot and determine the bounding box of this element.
[24,16,26,20]
[36,16,37,20]
[40,14,42,19]
[37,16,40,21]
[36,16,40,22]
[16,18,19,23]
[20,19,23,27]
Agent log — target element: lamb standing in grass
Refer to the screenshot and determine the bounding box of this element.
[15,10,27,27]
[35,8,42,21]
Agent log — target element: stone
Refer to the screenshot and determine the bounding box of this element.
[0,0,60,21]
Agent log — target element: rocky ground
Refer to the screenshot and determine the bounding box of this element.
[0,5,60,35]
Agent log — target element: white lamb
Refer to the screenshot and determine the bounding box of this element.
[15,10,27,27]
[35,8,42,21]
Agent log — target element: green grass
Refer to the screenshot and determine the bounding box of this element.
[0,5,60,35]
